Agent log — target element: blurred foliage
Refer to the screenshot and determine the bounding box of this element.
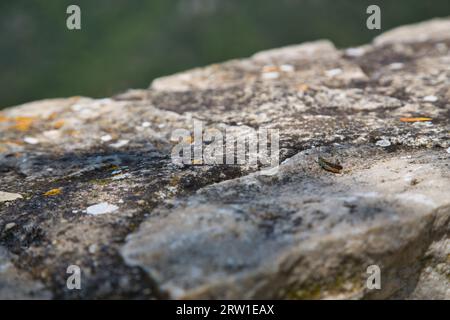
[1,0,449,108]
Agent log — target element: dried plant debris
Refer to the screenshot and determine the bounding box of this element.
[400,117,432,122]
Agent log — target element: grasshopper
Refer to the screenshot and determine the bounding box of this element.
[318,156,343,174]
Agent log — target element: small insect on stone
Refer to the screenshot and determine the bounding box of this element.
[318,156,343,174]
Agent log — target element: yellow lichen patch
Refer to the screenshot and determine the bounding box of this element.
[0,114,9,122]
[286,275,362,300]
[297,84,310,92]
[11,116,37,132]
[400,117,432,122]
[44,188,62,196]
[169,175,181,187]
[53,119,65,129]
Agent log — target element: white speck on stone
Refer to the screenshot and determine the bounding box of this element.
[325,68,342,77]
[345,47,365,57]
[110,140,129,149]
[4,223,16,231]
[118,199,124,204]
[88,244,98,254]
[280,64,294,72]
[141,122,151,128]
[72,210,78,214]
[43,130,61,139]
[354,192,380,198]
[423,95,438,102]
[389,62,404,70]
[404,174,413,184]
[447,147,450,154]
[86,202,119,216]
[413,121,433,127]
[112,173,131,181]
[0,191,23,203]
[376,139,391,147]
[24,137,39,145]
[262,72,280,80]
[101,134,113,142]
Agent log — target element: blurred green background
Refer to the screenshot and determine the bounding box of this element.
[1,0,449,108]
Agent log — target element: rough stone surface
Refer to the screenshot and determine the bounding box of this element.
[0,18,449,299]
[0,246,51,299]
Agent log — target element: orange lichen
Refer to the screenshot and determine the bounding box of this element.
[262,65,279,73]
[53,119,65,129]
[11,116,37,131]
[400,117,432,122]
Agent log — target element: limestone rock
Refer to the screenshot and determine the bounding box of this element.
[122,147,449,299]
[0,18,449,299]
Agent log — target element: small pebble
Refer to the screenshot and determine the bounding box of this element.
[280,64,294,72]
[325,68,342,77]
[262,72,280,80]
[447,147,450,154]
[43,130,60,139]
[112,173,131,181]
[110,140,129,149]
[101,134,113,142]
[389,62,404,70]
[24,137,39,145]
[376,139,391,147]
[86,202,119,215]
[141,122,151,128]
[4,223,16,231]
[345,47,365,57]
[423,95,438,102]
[0,191,23,203]
[88,244,98,254]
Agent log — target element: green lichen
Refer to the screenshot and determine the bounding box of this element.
[286,275,362,299]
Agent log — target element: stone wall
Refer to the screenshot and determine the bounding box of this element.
[0,18,449,299]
